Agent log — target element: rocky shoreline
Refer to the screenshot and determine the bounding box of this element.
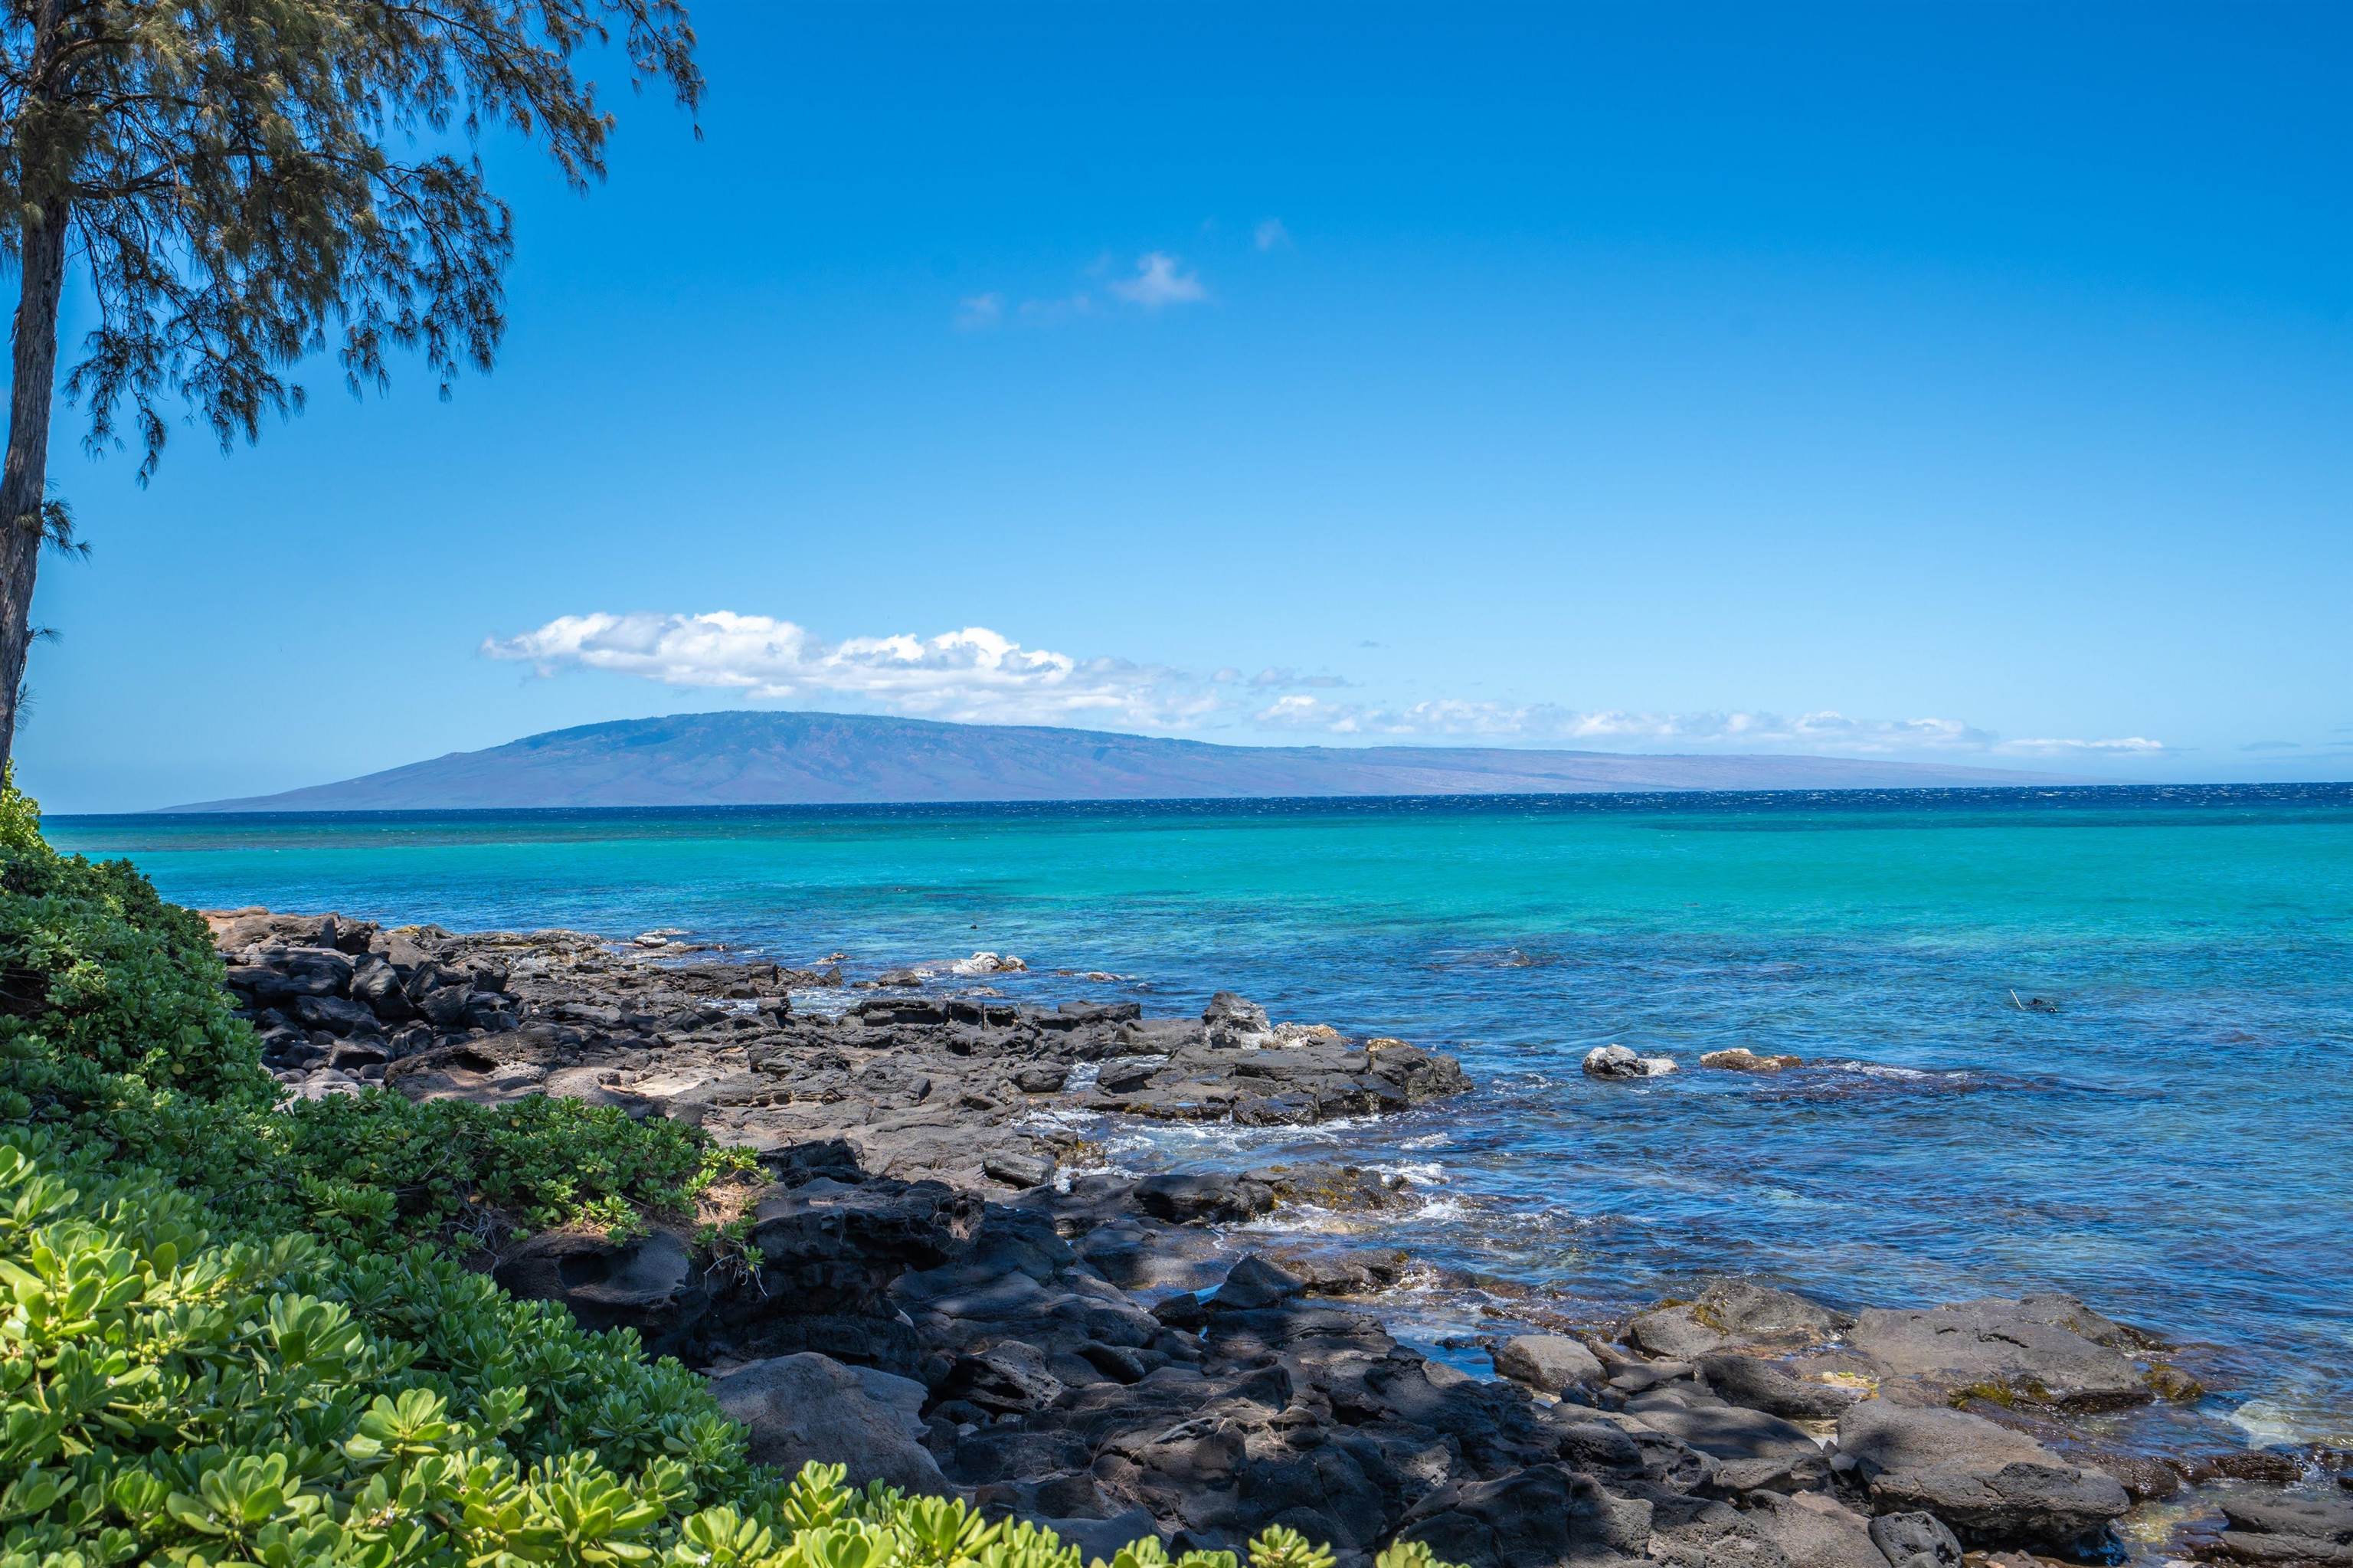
[208,908,2351,1568]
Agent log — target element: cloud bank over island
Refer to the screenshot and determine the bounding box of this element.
[483,611,2171,762]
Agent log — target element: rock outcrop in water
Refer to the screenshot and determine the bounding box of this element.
[209,911,2331,1567]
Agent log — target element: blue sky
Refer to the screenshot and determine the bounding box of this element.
[21,2,2351,810]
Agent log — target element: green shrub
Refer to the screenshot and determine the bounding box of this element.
[271,1091,760,1246]
[0,775,273,1124]
[0,777,1453,1568]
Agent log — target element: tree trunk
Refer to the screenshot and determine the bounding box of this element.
[0,207,69,773]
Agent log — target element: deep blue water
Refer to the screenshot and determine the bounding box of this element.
[51,784,2353,1449]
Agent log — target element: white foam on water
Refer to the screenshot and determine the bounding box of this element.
[1818,1059,1946,1081]
[2229,1393,2353,1450]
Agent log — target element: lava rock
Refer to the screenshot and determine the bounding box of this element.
[1203,990,1272,1048]
[1134,1172,1276,1224]
[708,1353,948,1495]
[495,1229,704,1334]
[983,1147,1059,1190]
[1492,1334,1604,1394]
[1846,1295,2151,1409]
[1835,1398,2127,1554]
[1697,1048,1804,1072]
[1582,1044,1676,1080]
[1396,1463,1651,1568]
[1868,1511,1965,1568]
[1211,1254,1307,1312]
[1696,1352,1862,1419]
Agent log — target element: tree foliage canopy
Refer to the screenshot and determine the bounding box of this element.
[0,0,700,477]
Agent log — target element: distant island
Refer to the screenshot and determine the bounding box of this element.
[160,711,2083,812]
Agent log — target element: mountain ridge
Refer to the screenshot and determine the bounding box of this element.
[159,710,2086,812]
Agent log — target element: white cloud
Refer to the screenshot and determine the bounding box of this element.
[486,611,2169,761]
[1253,218,1291,251]
[1997,735,2170,755]
[1248,666,1348,689]
[1248,698,2171,758]
[960,247,1209,329]
[483,612,1218,728]
[1108,251,1207,309]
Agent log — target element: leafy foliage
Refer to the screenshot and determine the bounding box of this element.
[273,1091,759,1246]
[0,778,271,1118]
[0,779,1453,1568]
[1,0,702,477]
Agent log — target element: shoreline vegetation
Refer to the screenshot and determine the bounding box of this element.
[5,780,2348,1568]
[0,779,1426,1568]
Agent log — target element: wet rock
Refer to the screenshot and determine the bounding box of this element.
[1582,1044,1676,1080]
[1846,1295,2150,1409]
[1834,1398,2127,1553]
[2211,1491,2353,1564]
[1259,1247,1409,1296]
[1013,1062,1071,1093]
[1492,1334,1603,1394]
[1098,1037,1470,1125]
[1697,1048,1804,1072]
[1134,1172,1276,1224]
[708,1353,949,1494]
[1247,1160,1419,1214]
[1203,990,1272,1048]
[2186,1451,2306,1485]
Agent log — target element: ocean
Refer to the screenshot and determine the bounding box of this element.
[50,783,2353,1451]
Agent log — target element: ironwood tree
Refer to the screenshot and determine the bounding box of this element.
[0,0,701,763]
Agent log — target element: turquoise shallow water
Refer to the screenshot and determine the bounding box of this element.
[51,784,2353,1446]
